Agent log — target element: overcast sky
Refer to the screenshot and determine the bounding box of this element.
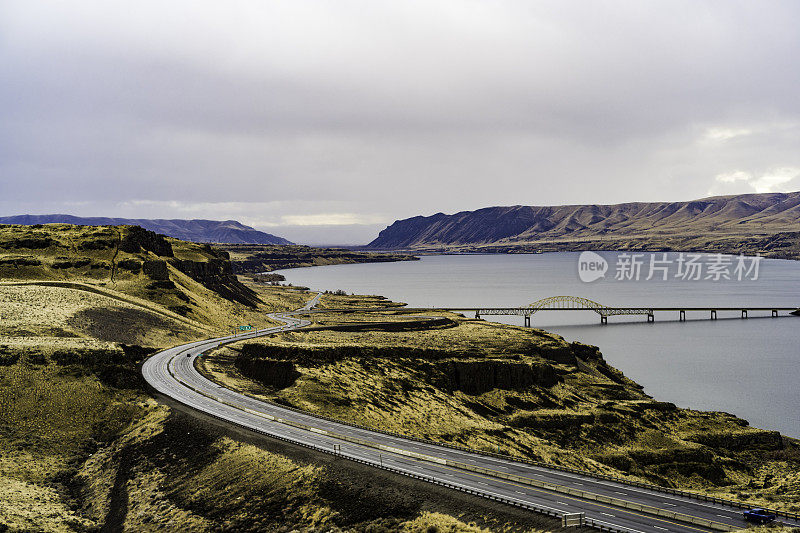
[2,1,799,244]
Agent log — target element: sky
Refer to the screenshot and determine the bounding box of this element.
[1,1,799,245]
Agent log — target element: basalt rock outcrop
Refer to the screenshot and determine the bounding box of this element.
[436,360,560,394]
[119,226,174,257]
[683,430,784,451]
[170,249,261,307]
[236,358,301,389]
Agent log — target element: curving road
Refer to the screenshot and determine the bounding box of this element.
[143,293,798,533]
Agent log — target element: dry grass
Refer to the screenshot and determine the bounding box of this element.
[200,294,800,512]
[400,512,494,533]
[0,222,550,531]
[1,223,797,529]
[0,361,147,531]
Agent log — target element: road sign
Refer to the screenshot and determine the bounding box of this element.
[239,325,253,331]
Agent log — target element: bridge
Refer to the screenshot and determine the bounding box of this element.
[402,296,800,325]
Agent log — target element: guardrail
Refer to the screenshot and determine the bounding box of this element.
[239,376,800,524]
[167,350,737,532]
[284,309,799,524]
[149,371,647,533]
[158,315,796,531]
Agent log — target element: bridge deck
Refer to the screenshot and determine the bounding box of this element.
[402,307,799,312]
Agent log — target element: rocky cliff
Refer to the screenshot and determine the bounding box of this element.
[0,223,261,307]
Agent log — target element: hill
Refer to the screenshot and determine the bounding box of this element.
[200,292,800,513]
[368,191,800,257]
[0,223,290,333]
[1,223,798,531]
[0,224,551,532]
[0,214,292,245]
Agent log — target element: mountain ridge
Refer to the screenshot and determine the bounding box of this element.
[0,215,292,245]
[368,191,800,250]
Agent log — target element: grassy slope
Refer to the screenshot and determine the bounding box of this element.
[200,293,800,514]
[408,231,800,261]
[0,224,545,532]
[367,193,800,259]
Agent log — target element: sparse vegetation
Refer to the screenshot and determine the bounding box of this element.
[200,293,800,514]
[1,222,797,531]
[0,223,559,532]
[367,193,800,261]
[224,243,418,274]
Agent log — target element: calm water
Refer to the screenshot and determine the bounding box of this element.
[273,253,800,437]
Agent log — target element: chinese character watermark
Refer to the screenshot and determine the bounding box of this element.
[579,252,762,283]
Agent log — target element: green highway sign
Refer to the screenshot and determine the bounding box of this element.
[239,325,253,331]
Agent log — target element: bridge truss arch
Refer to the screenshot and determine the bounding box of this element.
[526,296,652,317]
[474,296,654,323]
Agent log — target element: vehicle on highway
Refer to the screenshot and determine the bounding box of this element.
[743,508,776,524]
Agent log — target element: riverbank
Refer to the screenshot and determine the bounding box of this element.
[269,252,800,439]
[0,225,531,532]
[223,243,418,274]
[363,231,800,261]
[198,286,800,514]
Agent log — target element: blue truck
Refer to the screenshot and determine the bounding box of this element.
[743,508,776,524]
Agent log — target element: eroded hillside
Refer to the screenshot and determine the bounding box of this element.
[367,192,800,259]
[200,293,800,514]
[0,223,556,532]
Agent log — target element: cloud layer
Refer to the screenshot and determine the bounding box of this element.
[1,1,799,243]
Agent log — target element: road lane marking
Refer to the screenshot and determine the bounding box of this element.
[390,456,697,533]
[314,446,726,533]
[480,459,737,515]
[153,296,730,533]
[173,365,723,533]
[601,513,615,517]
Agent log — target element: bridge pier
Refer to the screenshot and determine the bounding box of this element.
[742,309,748,319]
[475,311,480,320]
[647,313,654,323]
[711,310,717,320]
[772,309,778,317]
[524,315,530,327]
[679,310,685,322]
[600,316,608,325]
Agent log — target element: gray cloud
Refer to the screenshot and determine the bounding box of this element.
[2,1,799,244]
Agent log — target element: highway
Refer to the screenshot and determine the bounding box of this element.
[143,293,799,533]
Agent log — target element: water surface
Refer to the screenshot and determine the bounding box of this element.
[274,253,800,437]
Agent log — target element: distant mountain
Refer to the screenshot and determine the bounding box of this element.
[368,191,800,250]
[0,215,293,245]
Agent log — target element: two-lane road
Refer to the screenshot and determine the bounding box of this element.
[143,294,797,533]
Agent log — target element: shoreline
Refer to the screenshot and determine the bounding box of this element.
[203,281,800,512]
[360,246,800,261]
[265,254,800,440]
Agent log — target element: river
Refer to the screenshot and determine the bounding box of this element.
[273,252,800,438]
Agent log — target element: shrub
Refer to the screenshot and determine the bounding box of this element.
[117,258,142,273]
[0,346,20,366]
